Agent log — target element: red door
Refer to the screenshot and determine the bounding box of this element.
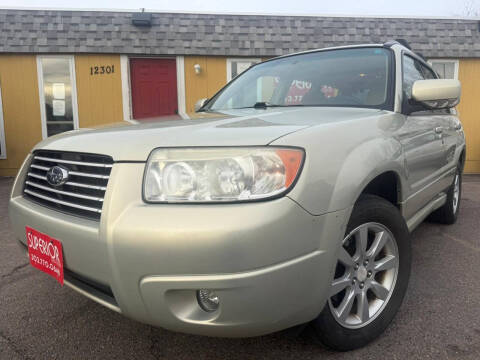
[130,58,178,119]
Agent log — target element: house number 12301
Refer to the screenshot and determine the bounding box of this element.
[90,65,115,75]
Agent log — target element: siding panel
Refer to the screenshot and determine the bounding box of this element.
[75,55,123,128]
[0,55,42,176]
[184,56,226,113]
[457,59,480,173]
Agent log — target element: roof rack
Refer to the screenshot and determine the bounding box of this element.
[384,39,430,62]
[384,39,412,50]
[415,52,427,61]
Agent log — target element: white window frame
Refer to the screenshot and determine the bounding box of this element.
[0,85,6,159]
[428,59,459,80]
[226,58,262,82]
[36,55,79,139]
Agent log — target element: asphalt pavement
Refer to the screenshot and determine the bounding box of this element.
[1,175,480,360]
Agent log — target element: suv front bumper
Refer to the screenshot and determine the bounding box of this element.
[9,161,350,337]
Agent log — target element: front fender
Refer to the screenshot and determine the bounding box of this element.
[332,138,406,213]
[272,112,407,215]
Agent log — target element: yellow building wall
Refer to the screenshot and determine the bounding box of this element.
[184,56,227,113]
[74,55,124,127]
[0,55,42,176]
[1,55,478,176]
[458,59,480,173]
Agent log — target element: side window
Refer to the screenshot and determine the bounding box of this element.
[402,55,425,99]
[420,64,436,79]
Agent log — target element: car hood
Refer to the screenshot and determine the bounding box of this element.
[34,107,383,161]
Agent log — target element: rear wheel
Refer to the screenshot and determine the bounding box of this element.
[312,195,411,351]
[429,166,462,225]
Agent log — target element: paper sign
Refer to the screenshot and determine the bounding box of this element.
[52,100,65,116]
[285,80,313,105]
[52,83,65,100]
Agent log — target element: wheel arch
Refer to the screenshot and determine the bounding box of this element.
[358,171,402,208]
[326,138,407,216]
[459,147,466,172]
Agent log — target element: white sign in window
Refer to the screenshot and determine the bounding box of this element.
[52,100,66,116]
[52,83,66,100]
[0,86,6,159]
[37,56,79,139]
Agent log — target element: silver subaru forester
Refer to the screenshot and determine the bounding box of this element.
[9,41,465,350]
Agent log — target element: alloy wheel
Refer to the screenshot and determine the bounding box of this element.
[328,222,399,329]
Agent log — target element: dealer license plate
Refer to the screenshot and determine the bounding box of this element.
[26,226,64,285]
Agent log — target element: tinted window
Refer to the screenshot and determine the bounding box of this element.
[207,48,393,111]
[420,63,436,79]
[403,55,425,98]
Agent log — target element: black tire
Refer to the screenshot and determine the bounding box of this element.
[311,195,411,351]
[428,166,462,225]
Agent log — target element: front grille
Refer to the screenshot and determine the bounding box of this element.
[23,150,113,221]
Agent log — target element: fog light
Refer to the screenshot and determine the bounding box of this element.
[196,289,220,312]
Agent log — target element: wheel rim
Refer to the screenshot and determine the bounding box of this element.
[453,173,460,214]
[328,222,399,329]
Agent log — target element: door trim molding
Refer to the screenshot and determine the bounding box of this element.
[0,85,6,159]
[176,56,188,119]
[120,55,137,124]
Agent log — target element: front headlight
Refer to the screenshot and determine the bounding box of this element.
[143,147,304,203]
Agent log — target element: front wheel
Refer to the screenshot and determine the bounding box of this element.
[312,195,411,351]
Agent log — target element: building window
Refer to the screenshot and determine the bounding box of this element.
[37,56,79,139]
[0,86,6,159]
[429,60,459,79]
[226,58,261,82]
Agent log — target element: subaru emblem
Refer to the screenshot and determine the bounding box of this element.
[46,166,69,187]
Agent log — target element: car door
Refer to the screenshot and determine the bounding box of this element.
[397,55,447,218]
[421,61,460,182]
[439,109,462,174]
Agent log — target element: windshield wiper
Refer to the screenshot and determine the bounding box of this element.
[210,103,310,111]
[231,102,303,110]
[253,102,273,109]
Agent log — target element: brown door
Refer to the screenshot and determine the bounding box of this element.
[130,58,178,119]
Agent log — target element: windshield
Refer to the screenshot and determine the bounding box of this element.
[206,47,393,111]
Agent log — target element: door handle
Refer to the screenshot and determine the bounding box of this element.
[434,127,444,134]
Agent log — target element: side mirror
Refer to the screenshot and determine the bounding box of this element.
[412,79,461,109]
[194,98,208,112]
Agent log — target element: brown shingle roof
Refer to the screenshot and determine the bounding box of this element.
[0,8,479,57]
